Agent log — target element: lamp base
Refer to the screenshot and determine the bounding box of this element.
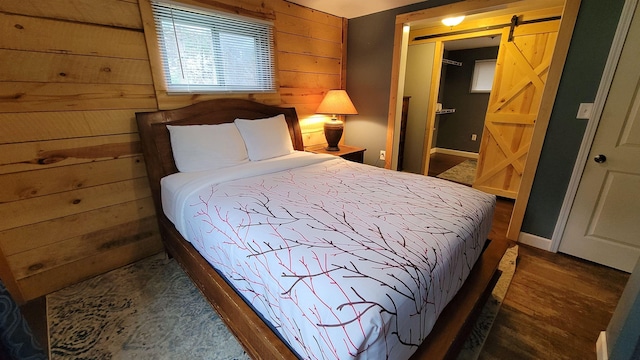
[324,119,343,152]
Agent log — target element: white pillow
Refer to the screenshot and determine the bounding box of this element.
[234,114,294,161]
[167,123,249,172]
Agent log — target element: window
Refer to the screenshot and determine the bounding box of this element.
[470,59,497,93]
[150,1,276,93]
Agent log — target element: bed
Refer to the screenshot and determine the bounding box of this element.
[136,98,508,360]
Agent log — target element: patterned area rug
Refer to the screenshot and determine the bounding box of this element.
[47,254,249,360]
[457,245,519,360]
[48,246,518,359]
[437,159,477,186]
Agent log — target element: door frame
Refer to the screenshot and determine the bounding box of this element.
[385,0,581,240]
[551,0,638,251]
[412,30,504,176]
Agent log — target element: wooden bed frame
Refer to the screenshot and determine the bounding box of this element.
[136,98,508,360]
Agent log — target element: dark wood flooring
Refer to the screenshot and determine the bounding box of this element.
[427,153,469,177]
[480,242,629,360]
[429,154,630,359]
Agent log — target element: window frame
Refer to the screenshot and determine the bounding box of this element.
[148,0,277,94]
[470,59,497,94]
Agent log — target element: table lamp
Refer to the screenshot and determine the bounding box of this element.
[316,90,358,151]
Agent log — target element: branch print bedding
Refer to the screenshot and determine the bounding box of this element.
[163,154,495,359]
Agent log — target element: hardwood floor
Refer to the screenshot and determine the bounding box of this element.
[427,153,469,177]
[428,153,629,358]
[480,198,630,360]
[429,154,629,360]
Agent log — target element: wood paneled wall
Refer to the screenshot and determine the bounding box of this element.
[274,1,345,145]
[0,0,345,302]
[139,0,345,145]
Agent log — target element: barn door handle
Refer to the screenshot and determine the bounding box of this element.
[594,154,607,163]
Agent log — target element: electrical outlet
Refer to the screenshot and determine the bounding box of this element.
[471,134,477,141]
[379,150,386,161]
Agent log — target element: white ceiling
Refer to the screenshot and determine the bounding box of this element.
[287,0,427,19]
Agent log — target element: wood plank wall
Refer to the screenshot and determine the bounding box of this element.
[139,0,345,145]
[273,0,345,145]
[0,0,345,302]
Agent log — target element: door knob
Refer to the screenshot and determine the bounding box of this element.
[594,154,607,163]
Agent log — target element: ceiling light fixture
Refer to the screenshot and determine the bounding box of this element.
[442,16,465,27]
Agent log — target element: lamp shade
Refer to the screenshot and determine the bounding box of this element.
[316,90,358,115]
[316,90,357,152]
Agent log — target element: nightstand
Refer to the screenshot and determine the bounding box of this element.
[305,144,366,163]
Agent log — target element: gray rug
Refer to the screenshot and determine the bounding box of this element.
[437,159,477,186]
[47,254,249,360]
[48,247,518,359]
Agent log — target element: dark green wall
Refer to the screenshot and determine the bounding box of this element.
[521,0,625,238]
[346,0,625,239]
[436,47,499,153]
[344,0,459,166]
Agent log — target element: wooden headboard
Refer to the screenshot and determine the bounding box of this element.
[135,98,304,217]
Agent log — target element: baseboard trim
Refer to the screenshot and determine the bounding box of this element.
[431,148,479,159]
[518,232,552,251]
[597,331,608,360]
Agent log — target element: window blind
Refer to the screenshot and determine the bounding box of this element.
[150,1,276,93]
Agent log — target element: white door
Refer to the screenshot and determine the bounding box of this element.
[559,1,640,272]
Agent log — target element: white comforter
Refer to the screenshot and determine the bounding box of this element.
[161,152,495,359]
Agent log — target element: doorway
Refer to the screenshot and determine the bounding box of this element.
[429,39,500,181]
[399,37,500,182]
[386,0,580,240]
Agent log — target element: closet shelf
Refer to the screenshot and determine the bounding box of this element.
[436,108,456,114]
[442,58,462,66]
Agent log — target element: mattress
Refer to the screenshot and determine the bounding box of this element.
[161,151,495,359]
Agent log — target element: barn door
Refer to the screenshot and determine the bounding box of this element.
[473,19,560,198]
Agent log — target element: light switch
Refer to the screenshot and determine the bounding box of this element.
[577,103,594,119]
